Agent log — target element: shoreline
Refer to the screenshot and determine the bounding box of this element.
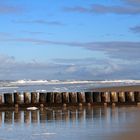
[92,84,140,92]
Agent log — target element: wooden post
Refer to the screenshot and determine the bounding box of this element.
[0,95,2,104]
[93,92,101,102]
[4,93,13,104]
[134,91,140,102]
[54,92,62,103]
[110,92,118,102]
[31,92,38,104]
[125,92,135,102]
[62,92,69,103]
[14,92,21,104]
[39,93,47,103]
[24,92,30,104]
[69,92,77,103]
[101,92,110,102]
[118,92,125,102]
[77,92,85,103]
[47,92,54,103]
[85,92,93,103]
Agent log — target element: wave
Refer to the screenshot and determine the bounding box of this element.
[10,79,93,85]
[0,87,19,89]
[0,79,138,89]
[10,80,49,84]
[10,79,140,85]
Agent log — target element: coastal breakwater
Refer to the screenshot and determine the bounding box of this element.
[0,89,140,109]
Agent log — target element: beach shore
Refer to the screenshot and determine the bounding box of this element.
[93,84,140,92]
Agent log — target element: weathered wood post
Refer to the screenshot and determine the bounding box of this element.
[24,92,30,104]
[31,92,38,104]
[4,93,13,104]
[69,92,77,104]
[118,92,125,102]
[62,92,69,103]
[125,92,135,102]
[14,92,21,104]
[77,92,85,103]
[47,92,54,103]
[0,95,2,104]
[85,92,93,103]
[110,92,118,102]
[39,93,47,104]
[134,91,140,102]
[93,92,101,102]
[54,92,62,104]
[101,92,110,102]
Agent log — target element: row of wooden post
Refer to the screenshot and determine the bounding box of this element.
[1,91,140,105]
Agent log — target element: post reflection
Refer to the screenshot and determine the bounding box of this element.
[77,107,84,121]
[0,107,129,125]
[69,108,77,122]
[39,110,47,123]
[31,110,38,123]
[62,109,69,122]
[24,111,30,124]
[4,111,13,124]
[14,111,21,123]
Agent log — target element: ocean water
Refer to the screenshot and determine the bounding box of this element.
[0,79,140,93]
[0,106,139,140]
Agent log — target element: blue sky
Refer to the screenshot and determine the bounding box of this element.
[0,0,140,80]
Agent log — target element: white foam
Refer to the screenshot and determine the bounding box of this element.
[5,79,140,87]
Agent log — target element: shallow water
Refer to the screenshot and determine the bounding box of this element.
[0,106,139,140]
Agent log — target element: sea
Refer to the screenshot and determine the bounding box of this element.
[0,79,140,93]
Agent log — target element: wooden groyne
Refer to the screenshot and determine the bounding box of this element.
[0,90,140,109]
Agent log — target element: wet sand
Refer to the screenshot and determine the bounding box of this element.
[110,107,140,140]
[93,84,140,92]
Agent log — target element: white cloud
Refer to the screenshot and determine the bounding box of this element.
[0,53,139,80]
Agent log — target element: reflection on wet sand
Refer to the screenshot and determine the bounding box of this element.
[0,107,130,125]
[0,107,139,140]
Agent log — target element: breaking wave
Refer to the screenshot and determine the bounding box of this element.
[9,79,140,85]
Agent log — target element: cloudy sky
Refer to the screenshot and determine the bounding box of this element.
[0,0,140,80]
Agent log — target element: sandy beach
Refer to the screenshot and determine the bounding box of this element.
[93,85,140,92]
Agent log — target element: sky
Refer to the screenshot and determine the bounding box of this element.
[0,0,140,80]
